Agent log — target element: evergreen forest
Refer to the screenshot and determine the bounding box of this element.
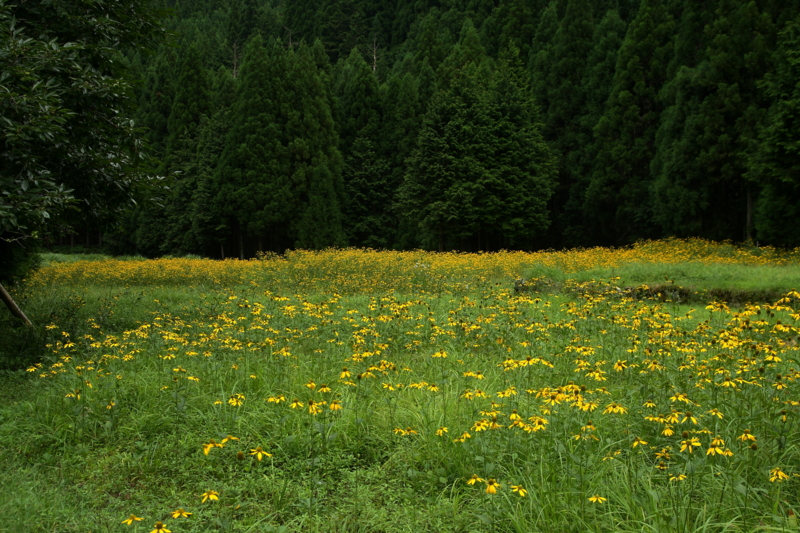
[91,0,800,257]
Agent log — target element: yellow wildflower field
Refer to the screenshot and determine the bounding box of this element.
[4,240,800,532]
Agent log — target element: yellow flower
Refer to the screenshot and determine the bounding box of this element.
[170,508,191,518]
[267,395,285,403]
[632,437,648,448]
[670,474,687,482]
[318,383,331,393]
[290,398,303,409]
[305,379,316,390]
[121,514,143,525]
[329,400,342,411]
[435,427,448,436]
[680,437,701,454]
[770,468,789,482]
[228,393,245,407]
[511,485,527,497]
[220,435,239,444]
[151,522,171,533]
[201,490,219,503]
[250,446,272,460]
[737,430,756,442]
[485,478,501,494]
[588,495,607,503]
[307,399,323,415]
[466,474,484,485]
[453,431,472,442]
[340,367,352,379]
[202,439,223,455]
[603,402,627,415]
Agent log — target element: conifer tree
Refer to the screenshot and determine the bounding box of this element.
[585,0,674,244]
[561,8,626,245]
[529,1,560,116]
[380,71,422,248]
[333,48,389,246]
[749,16,800,245]
[226,0,259,77]
[438,18,489,87]
[136,53,177,158]
[413,10,454,73]
[333,49,382,151]
[148,44,213,254]
[186,111,231,256]
[539,0,595,244]
[651,0,775,241]
[501,0,542,59]
[316,0,369,62]
[287,42,347,249]
[212,36,287,257]
[398,62,489,250]
[483,46,558,248]
[399,30,556,251]
[164,44,211,171]
[284,0,320,46]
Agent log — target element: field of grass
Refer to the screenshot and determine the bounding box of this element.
[2,239,800,532]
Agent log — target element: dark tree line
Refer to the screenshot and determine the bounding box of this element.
[81,0,800,256]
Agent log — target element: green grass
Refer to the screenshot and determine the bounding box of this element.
[1,252,800,532]
[523,260,800,304]
[39,252,153,266]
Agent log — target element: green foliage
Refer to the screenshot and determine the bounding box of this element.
[289,43,347,249]
[586,0,674,244]
[81,0,800,255]
[0,240,40,286]
[562,8,627,246]
[538,0,596,245]
[212,36,288,256]
[0,0,165,245]
[135,53,177,158]
[210,38,345,254]
[164,44,211,170]
[399,32,556,251]
[652,0,776,241]
[749,16,800,246]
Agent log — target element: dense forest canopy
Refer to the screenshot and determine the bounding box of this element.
[29,0,800,257]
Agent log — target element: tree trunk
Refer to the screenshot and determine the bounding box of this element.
[232,41,239,79]
[238,229,244,260]
[0,283,32,327]
[220,243,225,260]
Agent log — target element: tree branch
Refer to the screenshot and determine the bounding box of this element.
[0,282,33,327]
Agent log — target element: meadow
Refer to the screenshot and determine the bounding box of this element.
[1,239,800,532]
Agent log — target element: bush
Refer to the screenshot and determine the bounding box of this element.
[0,238,40,286]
